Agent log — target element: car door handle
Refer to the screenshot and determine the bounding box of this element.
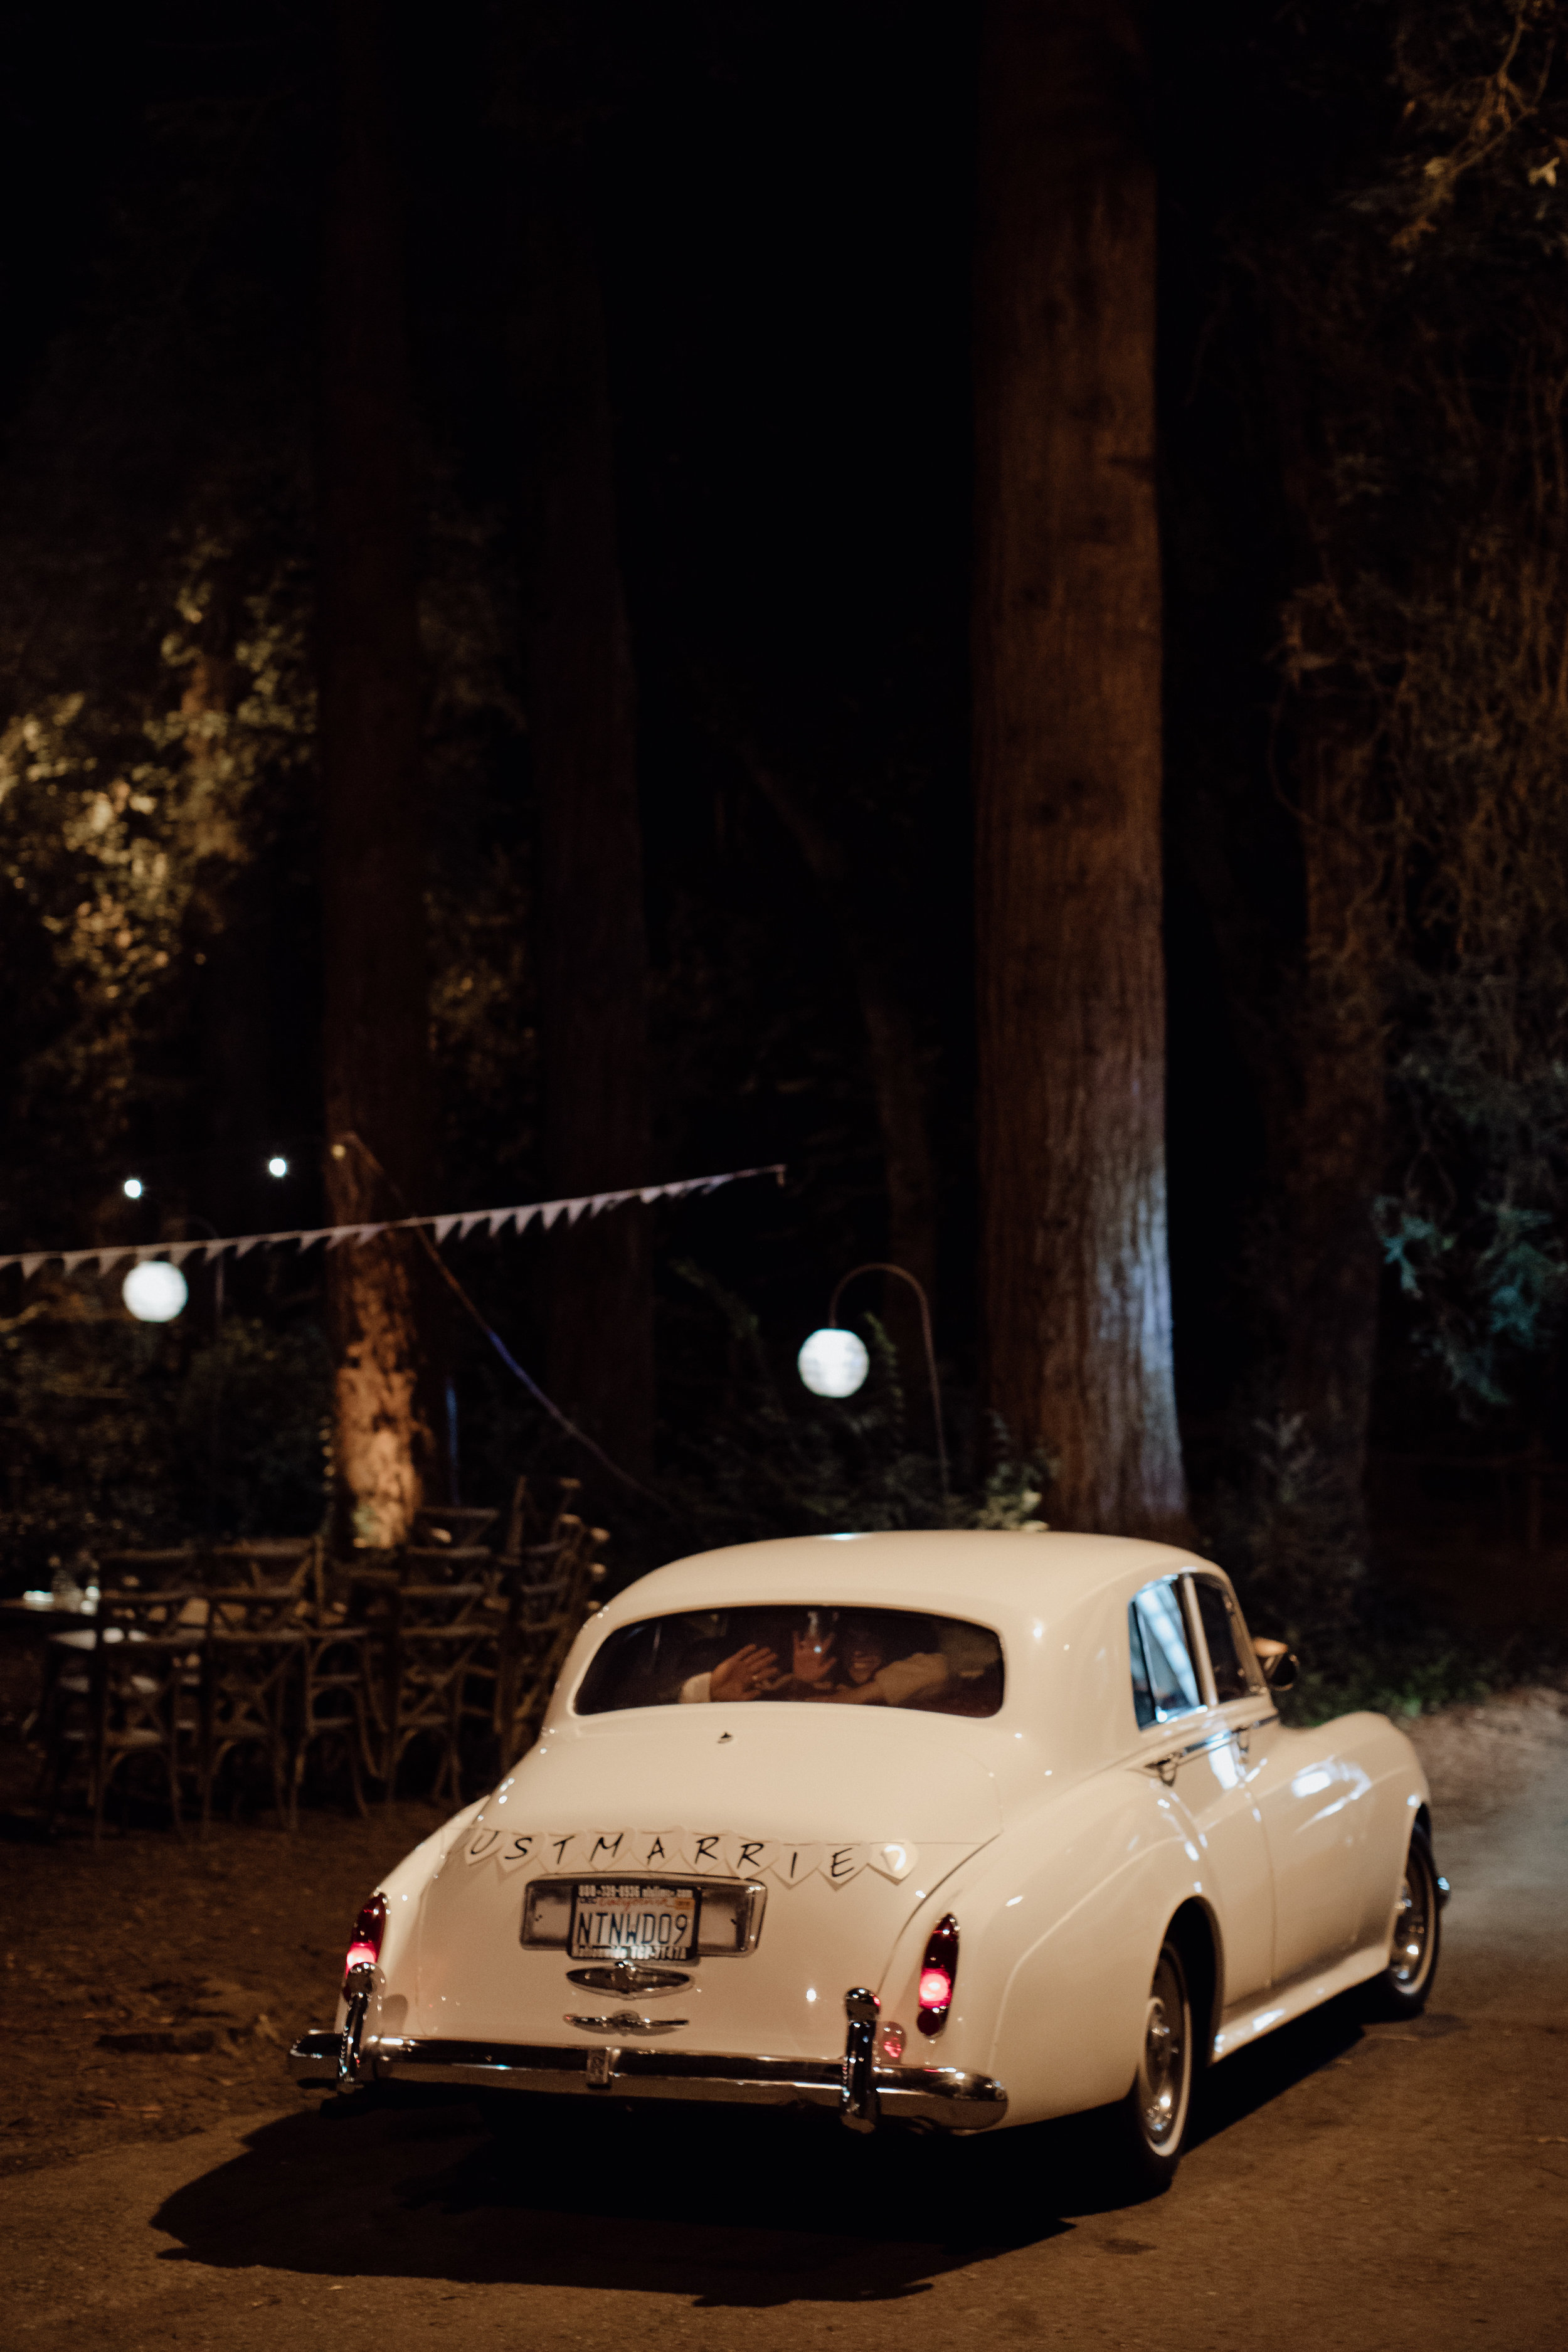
[1146,1727,1230,1784]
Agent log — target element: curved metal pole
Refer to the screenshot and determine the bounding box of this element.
[827,1262,949,1508]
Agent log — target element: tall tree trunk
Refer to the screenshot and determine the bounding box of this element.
[1271,309,1387,1574]
[973,0,1185,1534]
[317,0,442,1549]
[738,751,938,1332]
[516,153,654,1478]
[1281,718,1385,1563]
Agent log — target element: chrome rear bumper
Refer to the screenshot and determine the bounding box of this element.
[288,2029,1007,2132]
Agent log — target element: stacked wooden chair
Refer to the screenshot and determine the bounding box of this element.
[32,1490,609,1831]
[38,1586,204,1841]
[488,1477,608,1772]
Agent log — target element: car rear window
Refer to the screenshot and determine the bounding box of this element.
[575,1605,1004,1717]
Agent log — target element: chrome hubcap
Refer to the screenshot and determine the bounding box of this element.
[1390,1857,1433,1989]
[1135,1947,1189,2148]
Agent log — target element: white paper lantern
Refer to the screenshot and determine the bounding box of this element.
[797,1327,869,1399]
[122,1260,188,1323]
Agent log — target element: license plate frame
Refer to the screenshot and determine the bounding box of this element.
[568,1879,701,1965]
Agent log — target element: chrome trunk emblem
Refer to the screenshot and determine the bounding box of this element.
[566,1961,691,1997]
[566,2008,687,2036]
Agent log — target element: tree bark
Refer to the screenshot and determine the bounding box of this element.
[317,0,442,1549]
[738,753,938,1313]
[973,0,1185,1534]
[1281,719,1385,1559]
[515,153,654,1478]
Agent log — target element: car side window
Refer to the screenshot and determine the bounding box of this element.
[1129,1580,1202,1727]
[1192,1577,1253,1703]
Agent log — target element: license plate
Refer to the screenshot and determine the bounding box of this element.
[569,1880,699,1963]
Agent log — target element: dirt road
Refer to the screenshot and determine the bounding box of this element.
[3,1695,1565,2352]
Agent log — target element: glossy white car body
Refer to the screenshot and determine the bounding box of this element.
[292,1530,1435,2134]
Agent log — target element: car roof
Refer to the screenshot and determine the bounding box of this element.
[605,1529,1214,1633]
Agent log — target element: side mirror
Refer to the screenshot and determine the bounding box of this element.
[1253,1636,1298,1693]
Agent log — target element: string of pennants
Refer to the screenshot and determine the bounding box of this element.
[0,1162,787,1283]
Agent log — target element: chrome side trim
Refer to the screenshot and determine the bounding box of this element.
[287,2029,1007,2132]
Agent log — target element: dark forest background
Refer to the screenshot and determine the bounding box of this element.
[2,1,1565,1705]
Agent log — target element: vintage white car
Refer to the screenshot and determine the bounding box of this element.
[290,1531,1446,2188]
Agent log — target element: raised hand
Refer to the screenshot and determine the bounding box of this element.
[708,1643,779,1702]
[790,1628,838,1686]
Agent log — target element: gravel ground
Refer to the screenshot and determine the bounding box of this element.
[0,1789,449,2178]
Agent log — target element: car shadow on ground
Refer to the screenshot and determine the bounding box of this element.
[149,1990,1412,2309]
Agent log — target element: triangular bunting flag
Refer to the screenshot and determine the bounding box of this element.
[3,1164,783,1283]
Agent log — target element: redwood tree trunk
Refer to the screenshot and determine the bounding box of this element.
[973,0,1185,1534]
[317,0,442,1549]
[739,754,938,1310]
[1282,721,1385,1559]
[516,155,654,1477]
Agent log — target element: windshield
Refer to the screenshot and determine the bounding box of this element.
[575,1605,1004,1717]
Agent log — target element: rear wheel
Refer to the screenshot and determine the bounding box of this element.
[1367,1825,1441,2017]
[1106,1936,1193,2195]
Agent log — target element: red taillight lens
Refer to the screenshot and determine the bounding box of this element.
[916,1914,958,2037]
[343,1892,386,1983]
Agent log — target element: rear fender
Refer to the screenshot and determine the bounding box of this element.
[881,1774,1207,2127]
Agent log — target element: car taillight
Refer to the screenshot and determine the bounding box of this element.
[916,1914,958,2037]
[343,1892,386,1983]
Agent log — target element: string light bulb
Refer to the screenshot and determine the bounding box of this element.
[122,1177,144,1200]
[267,1156,288,1178]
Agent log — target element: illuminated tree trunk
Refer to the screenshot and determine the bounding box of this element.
[516,153,654,1479]
[317,0,442,1547]
[973,0,1185,1534]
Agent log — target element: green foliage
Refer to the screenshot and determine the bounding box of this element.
[656,1263,946,1547]
[0,1281,330,1589]
[1375,1190,1568,1405]
[1204,1411,1368,1670]
[1228,0,1568,1428]
[1285,1642,1497,1729]
[647,1266,1055,1562]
